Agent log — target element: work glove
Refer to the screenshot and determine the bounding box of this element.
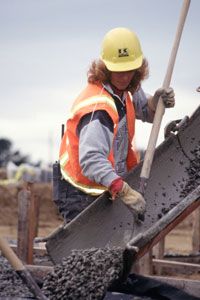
[149,87,175,111]
[109,177,146,220]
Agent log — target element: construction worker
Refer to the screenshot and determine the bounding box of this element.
[57,27,175,223]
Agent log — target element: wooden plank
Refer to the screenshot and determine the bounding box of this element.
[28,184,40,264]
[153,258,200,271]
[137,250,153,275]
[153,238,165,275]
[17,182,38,264]
[11,244,47,256]
[164,254,200,264]
[17,189,30,263]
[192,207,200,253]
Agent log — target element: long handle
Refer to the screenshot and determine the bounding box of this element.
[139,0,191,195]
[0,237,48,300]
[0,236,25,270]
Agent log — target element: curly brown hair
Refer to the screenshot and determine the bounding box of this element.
[87,58,149,93]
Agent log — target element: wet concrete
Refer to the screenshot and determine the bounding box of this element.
[128,105,200,237]
[42,247,124,299]
[0,255,151,299]
[0,256,32,299]
[180,142,200,198]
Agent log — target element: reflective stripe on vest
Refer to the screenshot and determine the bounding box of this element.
[69,95,117,118]
[60,168,106,196]
[60,151,106,195]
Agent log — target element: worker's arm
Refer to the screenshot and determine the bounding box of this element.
[132,87,153,122]
[78,110,146,218]
[77,111,119,188]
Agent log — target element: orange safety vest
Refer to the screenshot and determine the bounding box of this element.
[59,83,138,195]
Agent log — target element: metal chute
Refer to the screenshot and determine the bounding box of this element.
[46,105,200,264]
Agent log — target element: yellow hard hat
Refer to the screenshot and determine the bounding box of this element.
[100,27,143,72]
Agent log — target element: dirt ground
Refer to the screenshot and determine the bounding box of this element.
[0,183,63,238]
[0,183,199,280]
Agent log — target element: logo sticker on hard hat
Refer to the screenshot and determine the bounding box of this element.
[118,48,129,57]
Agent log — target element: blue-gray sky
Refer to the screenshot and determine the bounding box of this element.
[0,0,199,164]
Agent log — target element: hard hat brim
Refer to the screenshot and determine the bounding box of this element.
[103,55,143,72]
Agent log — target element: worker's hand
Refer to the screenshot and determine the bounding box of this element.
[109,178,146,217]
[149,87,175,111]
[119,182,146,216]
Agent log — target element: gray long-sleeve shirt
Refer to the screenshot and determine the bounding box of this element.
[77,84,151,188]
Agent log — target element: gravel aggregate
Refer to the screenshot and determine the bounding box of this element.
[0,256,33,299]
[180,142,200,198]
[0,253,150,300]
[42,247,124,300]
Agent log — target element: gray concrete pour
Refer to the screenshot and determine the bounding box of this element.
[0,255,151,299]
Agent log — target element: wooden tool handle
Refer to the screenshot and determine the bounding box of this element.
[0,236,48,300]
[139,0,191,194]
[0,236,24,271]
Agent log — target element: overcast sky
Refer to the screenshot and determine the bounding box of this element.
[0,0,199,164]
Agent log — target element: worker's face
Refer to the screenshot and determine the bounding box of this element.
[110,70,135,91]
